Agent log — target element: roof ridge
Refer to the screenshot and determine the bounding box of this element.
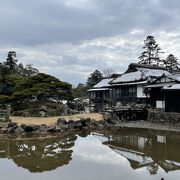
[130,63,168,70]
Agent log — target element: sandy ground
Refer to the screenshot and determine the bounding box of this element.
[10,114,180,133]
[11,113,104,126]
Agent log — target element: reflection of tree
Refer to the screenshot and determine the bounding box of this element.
[0,139,9,158]
[0,134,77,172]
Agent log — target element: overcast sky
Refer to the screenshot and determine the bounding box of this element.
[1,0,180,85]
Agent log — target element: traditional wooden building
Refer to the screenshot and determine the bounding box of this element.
[109,63,168,102]
[88,63,170,112]
[145,74,180,112]
[87,78,114,112]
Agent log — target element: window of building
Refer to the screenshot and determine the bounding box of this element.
[112,88,116,98]
[90,92,96,99]
[109,88,113,99]
[115,88,121,99]
[121,87,129,97]
[129,86,137,98]
[104,91,108,98]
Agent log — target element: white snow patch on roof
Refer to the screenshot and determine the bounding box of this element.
[93,78,114,88]
[112,71,142,83]
[139,68,170,77]
[167,74,180,82]
[112,68,170,84]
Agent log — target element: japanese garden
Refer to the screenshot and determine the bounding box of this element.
[1,1,180,180]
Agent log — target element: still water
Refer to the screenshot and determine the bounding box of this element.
[0,128,180,180]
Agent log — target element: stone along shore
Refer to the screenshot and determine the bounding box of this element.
[0,117,111,134]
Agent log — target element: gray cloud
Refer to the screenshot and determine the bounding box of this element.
[0,0,180,84]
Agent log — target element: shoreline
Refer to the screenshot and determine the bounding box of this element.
[115,121,180,133]
[1,113,180,134]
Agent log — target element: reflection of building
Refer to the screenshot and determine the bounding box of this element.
[0,134,77,172]
[102,129,180,174]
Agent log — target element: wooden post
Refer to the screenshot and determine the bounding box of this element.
[89,92,92,113]
[6,105,11,122]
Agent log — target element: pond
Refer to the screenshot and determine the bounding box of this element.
[0,128,180,180]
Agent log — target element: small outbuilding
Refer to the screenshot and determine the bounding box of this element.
[87,77,114,112]
[145,74,180,112]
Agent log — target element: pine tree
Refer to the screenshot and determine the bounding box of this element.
[4,51,18,71]
[154,46,164,66]
[165,54,180,73]
[138,36,163,66]
[86,70,103,88]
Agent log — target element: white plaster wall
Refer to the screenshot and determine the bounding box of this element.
[156,101,165,109]
[161,77,166,83]
[137,85,146,98]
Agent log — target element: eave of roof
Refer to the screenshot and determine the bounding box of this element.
[87,88,109,92]
[145,82,175,88]
[163,84,180,90]
[111,80,148,86]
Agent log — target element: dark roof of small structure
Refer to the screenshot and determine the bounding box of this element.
[126,63,168,73]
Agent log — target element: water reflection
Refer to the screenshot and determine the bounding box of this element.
[0,128,180,179]
[0,133,78,172]
[101,128,180,175]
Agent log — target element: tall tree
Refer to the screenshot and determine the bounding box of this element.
[0,64,12,96]
[24,64,39,77]
[154,46,164,66]
[86,70,103,88]
[164,54,180,73]
[103,69,114,78]
[138,36,163,66]
[4,51,18,71]
[73,83,88,98]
